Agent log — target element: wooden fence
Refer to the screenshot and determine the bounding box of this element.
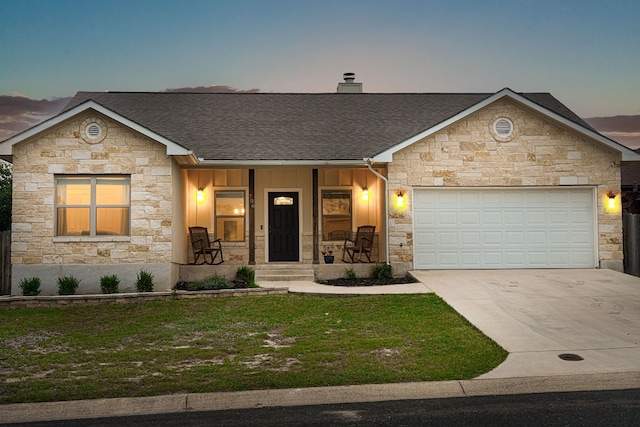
[624,213,640,277]
[0,230,10,295]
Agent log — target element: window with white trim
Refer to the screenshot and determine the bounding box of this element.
[55,176,131,236]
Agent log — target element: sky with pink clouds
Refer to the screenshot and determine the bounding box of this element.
[1,0,639,146]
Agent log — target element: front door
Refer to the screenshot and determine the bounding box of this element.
[268,192,299,262]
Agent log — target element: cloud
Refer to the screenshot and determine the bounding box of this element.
[585,115,640,149]
[0,95,70,141]
[164,85,260,93]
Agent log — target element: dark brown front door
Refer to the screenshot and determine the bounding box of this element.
[268,192,299,262]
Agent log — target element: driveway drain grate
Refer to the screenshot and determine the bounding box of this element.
[558,353,584,361]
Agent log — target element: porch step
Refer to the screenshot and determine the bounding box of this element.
[254,264,315,282]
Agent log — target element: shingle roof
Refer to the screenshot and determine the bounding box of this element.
[63,91,593,162]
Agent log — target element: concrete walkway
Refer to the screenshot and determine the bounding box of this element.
[4,269,640,424]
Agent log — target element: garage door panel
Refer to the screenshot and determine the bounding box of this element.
[438,212,457,225]
[413,188,595,269]
[439,232,458,245]
[482,211,502,225]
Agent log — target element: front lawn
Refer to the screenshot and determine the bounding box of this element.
[0,294,507,404]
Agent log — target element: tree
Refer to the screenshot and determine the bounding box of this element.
[0,163,11,231]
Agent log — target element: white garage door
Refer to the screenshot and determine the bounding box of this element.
[413,187,596,269]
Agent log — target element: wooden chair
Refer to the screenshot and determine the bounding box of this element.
[342,225,376,263]
[189,226,224,265]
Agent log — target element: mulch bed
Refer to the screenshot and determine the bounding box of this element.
[317,276,418,287]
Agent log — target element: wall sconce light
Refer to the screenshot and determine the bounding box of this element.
[607,191,616,210]
[396,191,405,208]
[196,188,206,203]
[361,187,369,202]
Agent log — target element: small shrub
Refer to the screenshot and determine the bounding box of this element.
[371,263,393,280]
[58,275,80,295]
[136,270,154,292]
[235,266,256,287]
[344,268,357,280]
[100,274,120,294]
[189,274,233,291]
[19,277,41,296]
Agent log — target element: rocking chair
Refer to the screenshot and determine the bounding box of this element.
[189,226,224,265]
[342,225,376,263]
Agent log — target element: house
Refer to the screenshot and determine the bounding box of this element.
[1,74,638,295]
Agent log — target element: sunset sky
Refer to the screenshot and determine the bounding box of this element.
[1,0,639,146]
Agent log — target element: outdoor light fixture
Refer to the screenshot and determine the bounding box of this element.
[396,191,405,208]
[361,187,369,202]
[196,188,206,203]
[607,191,616,210]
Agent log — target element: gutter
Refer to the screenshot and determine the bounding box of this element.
[196,159,369,167]
[366,160,390,265]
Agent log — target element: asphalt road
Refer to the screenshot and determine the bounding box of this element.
[13,388,640,426]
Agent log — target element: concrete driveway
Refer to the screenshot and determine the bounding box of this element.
[410,269,640,379]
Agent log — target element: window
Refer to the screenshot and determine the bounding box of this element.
[215,190,246,241]
[56,176,130,236]
[322,190,352,240]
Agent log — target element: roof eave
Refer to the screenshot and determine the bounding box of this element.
[0,100,193,159]
[371,88,640,162]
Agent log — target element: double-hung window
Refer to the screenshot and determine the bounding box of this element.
[56,176,131,236]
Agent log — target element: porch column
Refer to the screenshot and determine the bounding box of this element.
[313,168,319,264]
[249,169,255,265]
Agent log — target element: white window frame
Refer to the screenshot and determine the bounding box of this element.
[55,175,131,237]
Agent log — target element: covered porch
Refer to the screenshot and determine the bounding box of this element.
[180,165,388,269]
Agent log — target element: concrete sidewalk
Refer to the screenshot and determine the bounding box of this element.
[258,279,433,294]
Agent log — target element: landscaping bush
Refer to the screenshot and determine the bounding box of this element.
[235,266,257,288]
[344,267,357,279]
[58,275,80,295]
[189,274,233,291]
[19,277,41,296]
[371,263,393,279]
[136,270,154,292]
[100,274,120,294]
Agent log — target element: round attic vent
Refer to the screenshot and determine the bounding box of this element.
[86,123,102,139]
[80,118,107,144]
[493,117,514,137]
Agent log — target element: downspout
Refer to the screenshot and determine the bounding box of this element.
[366,160,390,265]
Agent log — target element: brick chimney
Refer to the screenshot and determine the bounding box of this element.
[337,72,362,93]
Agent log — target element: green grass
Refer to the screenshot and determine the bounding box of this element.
[0,295,507,404]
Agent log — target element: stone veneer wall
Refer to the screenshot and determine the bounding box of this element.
[387,100,623,271]
[11,112,178,294]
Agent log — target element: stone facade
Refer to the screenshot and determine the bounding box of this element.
[11,112,179,294]
[387,99,622,271]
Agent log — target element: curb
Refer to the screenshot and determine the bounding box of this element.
[2,372,640,424]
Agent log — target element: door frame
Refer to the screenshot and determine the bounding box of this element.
[264,188,303,263]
